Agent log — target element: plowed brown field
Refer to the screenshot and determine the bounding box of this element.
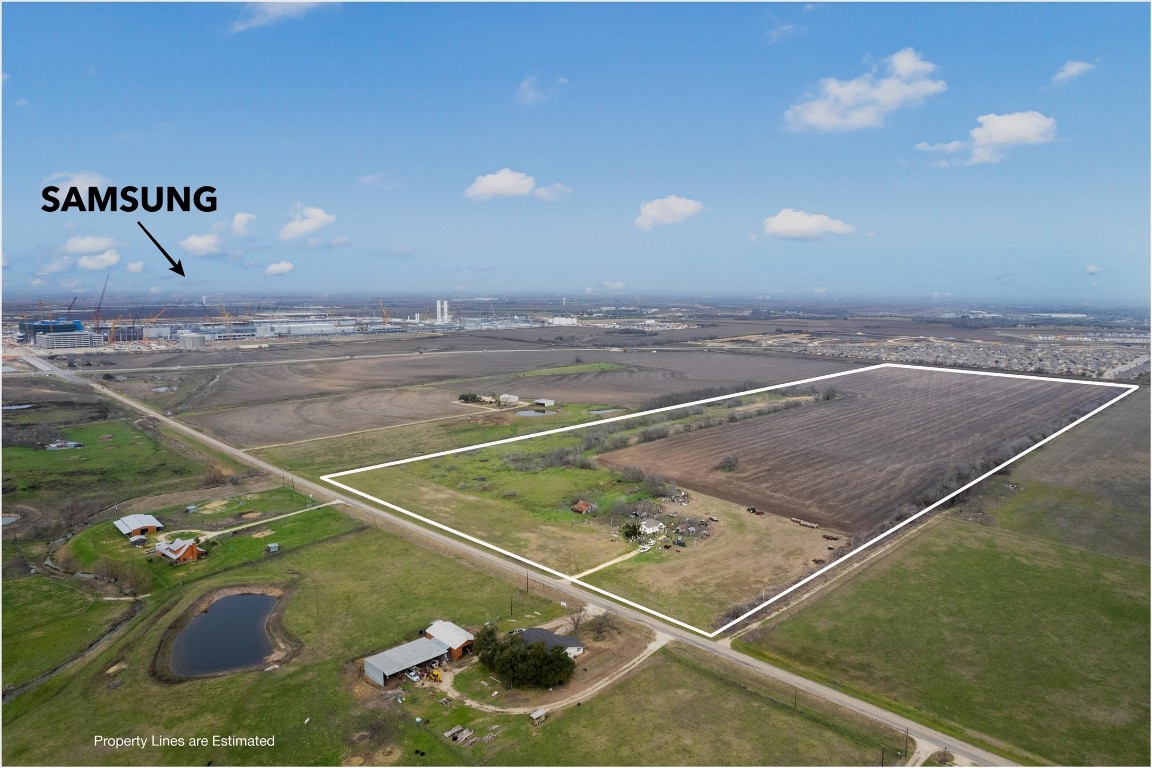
[598,367,1120,536]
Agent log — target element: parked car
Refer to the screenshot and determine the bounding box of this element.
[405,669,421,682]
[638,546,650,553]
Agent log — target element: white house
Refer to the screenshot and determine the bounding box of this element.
[639,519,665,536]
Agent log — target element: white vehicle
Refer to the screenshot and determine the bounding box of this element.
[638,546,650,553]
[405,669,421,682]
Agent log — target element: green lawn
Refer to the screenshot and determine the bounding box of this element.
[737,519,1150,766]
[2,574,132,688]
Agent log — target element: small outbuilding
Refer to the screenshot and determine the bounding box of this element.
[424,620,475,660]
[530,709,548,725]
[113,514,164,537]
[570,500,596,514]
[533,399,556,408]
[498,394,519,406]
[128,535,148,548]
[519,627,585,658]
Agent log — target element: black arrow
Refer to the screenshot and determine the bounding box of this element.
[137,221,185,277]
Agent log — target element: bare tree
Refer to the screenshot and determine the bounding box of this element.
[565,609,587,636]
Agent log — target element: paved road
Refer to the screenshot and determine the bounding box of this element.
[19,351,1016,767]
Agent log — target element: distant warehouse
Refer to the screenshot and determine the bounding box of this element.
[113,514,163,537]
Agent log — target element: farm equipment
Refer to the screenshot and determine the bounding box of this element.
[429,669,442,683]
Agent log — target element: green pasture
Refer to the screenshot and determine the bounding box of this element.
[737,519,1150,766]
[2,420,207,509]
[2,574,132,688]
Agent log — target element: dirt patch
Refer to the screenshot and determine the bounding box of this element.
[240,512,261,519]
[150,583,301,684]
[249,529,275,539]
[115,477,279,516]
[201,500,229,512]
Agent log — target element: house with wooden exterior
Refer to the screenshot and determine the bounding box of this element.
[570,500,596,514]
[113,514,164,537]
[156,538,201,564]
[424,620,475,660]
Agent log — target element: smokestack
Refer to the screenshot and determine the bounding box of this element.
[443,300,449,324]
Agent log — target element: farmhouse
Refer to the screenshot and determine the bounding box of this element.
[498,394,519,406]
[424,620,475,659]
[519,628,584,658]
[155,538,201,563]
[639,519,665,536]
[113,514,164,537]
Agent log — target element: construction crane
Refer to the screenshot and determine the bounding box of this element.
[378,298,391,325]
[93,275,110,337]
[217,302,233,334]
[65,297,78,323]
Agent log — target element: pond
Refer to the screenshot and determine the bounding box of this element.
[588,408,623,415]
[516,409,557,416]
[168,593,278,676]
[1,515,19,526]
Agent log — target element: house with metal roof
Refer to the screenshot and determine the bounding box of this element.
[639,519,665,536]
[424,620,475,659]
[156,538,201,564]
[519,628,585,658]
[113,514,164,537]
[364,637,451,685]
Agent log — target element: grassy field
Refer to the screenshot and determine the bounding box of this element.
[2,419,208,511]
[1,526,567,766]
[491,644,903,766]
[738,518,1150,766]
[2,574,132,688]
[256,403,624,478]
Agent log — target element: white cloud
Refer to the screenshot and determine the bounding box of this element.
[231,2,325,33]
[1085,264,1101,275]
[45,170,111,192]
[179,233,223,256]
[14,98,29,108]
[785,47,946,132]
[30,278,47,287]
[77,249,121,270]
[1053,60,1095,84]
[533,183,572,202]
[603,281,626,291]
[38,256,74,275]
[515,76,568,105]
[358,172,406,189]
[63,235,117,254]
[813,286,828,295]
[264,260,295,276]
[231,212,256,236]
[634,195,704,231]
[125,261,144,273]
[465,168,537,201]
[279,206,335,240]
[762,208,855,240]
[918,111,1057,165]
[766,21,796,45]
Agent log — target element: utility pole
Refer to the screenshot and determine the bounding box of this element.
[904,728,909,758]
[880,746,885,767]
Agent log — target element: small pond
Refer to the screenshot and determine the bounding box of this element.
[1,515,20,526]
[168,593,277,676]
[516,409,557,416]
[588,408,623,415]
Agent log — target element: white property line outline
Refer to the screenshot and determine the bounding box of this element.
[322,363,1138,638]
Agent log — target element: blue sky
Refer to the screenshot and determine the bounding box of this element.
[3,2,1149,304]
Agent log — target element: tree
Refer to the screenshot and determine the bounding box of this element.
[585,613,620,641]
[565,609,587,636]
[621,521,641,540]
[714,454,738,472]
